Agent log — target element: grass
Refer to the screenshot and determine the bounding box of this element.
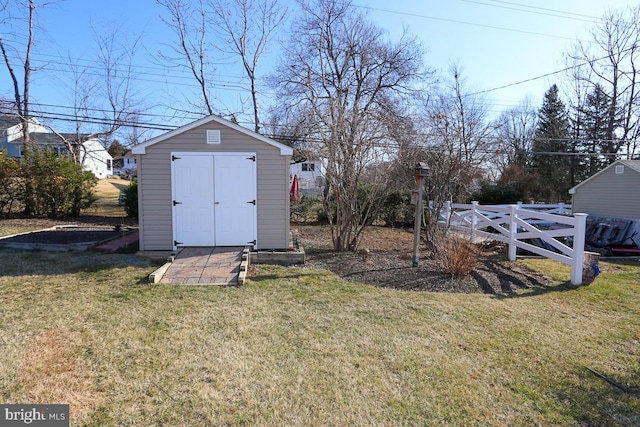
[1,247,639,425]
[2,183,639,424]
[86,177,130,218]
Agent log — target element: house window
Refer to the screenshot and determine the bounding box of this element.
[106,159,112,169]
[615,165,624,174]
[302,163,315,172]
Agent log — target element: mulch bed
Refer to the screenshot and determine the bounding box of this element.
[0,227,125,245]
[297,225,554,294]
[0,214,138,249]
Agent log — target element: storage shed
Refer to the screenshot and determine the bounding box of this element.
[131,115,293,251]
[569,159,640,219]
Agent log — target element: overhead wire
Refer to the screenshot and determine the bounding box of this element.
[3,0,636,159]
[457,0,599,23]
[353,4,588,42]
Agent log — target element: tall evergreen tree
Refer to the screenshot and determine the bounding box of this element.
[530,85,571,202]
[577,84,617,176]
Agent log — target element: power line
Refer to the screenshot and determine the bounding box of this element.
[459,0,600,22]
[354,4,587,42]
[482,0,601,20]
[463,43,639,97]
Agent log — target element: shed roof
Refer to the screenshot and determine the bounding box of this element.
[568,159,640,194]
[131,115,293,156]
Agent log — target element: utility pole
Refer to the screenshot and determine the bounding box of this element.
[412,162,430,267]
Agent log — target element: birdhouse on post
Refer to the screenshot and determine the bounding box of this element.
[412,162,430,267]
[415,162,430,178]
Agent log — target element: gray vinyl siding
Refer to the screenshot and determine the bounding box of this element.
[137,123,290,251]
[572,163,640,219]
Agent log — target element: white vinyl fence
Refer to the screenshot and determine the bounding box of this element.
[439,202,588,285]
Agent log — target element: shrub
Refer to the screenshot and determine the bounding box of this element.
[380,189,414,227]
[290,195,323,223]
[22,148,97,218]
[0,150,22,216]
[122,180,138,219]
[438,235,478,277]
[470,180,523,205]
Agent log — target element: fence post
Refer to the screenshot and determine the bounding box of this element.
[470,201,478,243]
[558,202,565,215]
[508,204,518,261]
[571,213,588,285]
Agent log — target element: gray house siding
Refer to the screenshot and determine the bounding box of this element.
[571,161,640,219]
[136,119,291,251]
[0,142,21,157]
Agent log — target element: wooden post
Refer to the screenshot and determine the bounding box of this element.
[412,175,424,268]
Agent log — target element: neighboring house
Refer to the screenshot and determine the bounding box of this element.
[290,158,325,196]
[0,114,48,146]
[131,115,293,251]
[0,114,113,178]
[112,151,137,178]
[569,159,640,219]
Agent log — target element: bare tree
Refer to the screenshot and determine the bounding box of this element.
[208,0,287,133]
[52,26,142,167]
[422,66,498,197]
[408,66,499,250]
[0,0,42,146]
[494,99,538,172]
[569,5,640,160]
[157,0,215,115]
[273,0,424,251]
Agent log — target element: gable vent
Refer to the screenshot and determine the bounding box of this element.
[615,165,624,174]
[206,130,221,144]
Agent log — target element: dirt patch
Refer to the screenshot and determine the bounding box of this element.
[22,330,102,420]
[297,225,554,294]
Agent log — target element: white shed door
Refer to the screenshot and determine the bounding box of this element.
[214,154,257,246]
[172,155,215,246]
[172,153,256,248]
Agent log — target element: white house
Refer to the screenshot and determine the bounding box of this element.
[112,151,137,178]
[290,158,324,196]
[0,114,113,178]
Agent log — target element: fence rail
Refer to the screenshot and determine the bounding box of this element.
[439,201,587,285]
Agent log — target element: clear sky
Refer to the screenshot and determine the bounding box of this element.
[2,0,638,140]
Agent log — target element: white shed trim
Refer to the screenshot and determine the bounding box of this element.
[132,115,293,156]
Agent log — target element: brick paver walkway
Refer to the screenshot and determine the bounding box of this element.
[159,247,244,285]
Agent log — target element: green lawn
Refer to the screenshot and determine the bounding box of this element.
[1,248,639,426]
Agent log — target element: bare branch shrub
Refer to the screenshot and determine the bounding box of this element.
[438,235,478,277]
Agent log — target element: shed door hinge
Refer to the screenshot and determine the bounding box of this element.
[173,200,182,206]
[247,199,256,205]
[174,240,183,246]
[171,155,181,161]
[247,240,256,246]
[246,155,256,161]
